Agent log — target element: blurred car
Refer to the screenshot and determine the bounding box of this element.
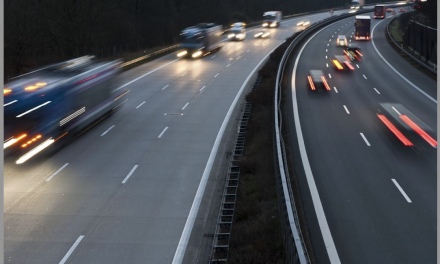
[386,8,393,12]
[336,35,348,47]
[412,4,421,9]
[330,55,355,71]
[399,8,405,12]
[343,44,363,61]
[297,21,310,27]
[308,70,331,91]
[254,30,271,38]
[377,103,437,148]
[228,22,246,41]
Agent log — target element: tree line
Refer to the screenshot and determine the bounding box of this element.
[6,0,396,78]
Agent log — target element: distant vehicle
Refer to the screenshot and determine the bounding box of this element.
[4,56,126,164]
[386,8,393,12]
[262,11,282,28]
[337,35,348,47]
[399,8,405,12]
[297,21,310,27]
[374,5,386,19]
[412,4,421,9]
[354,15,371,40]
[351,0,364,9]
[330,55,355,71]
[307,70,331,91]
[254,31,271,38]
[177,23,223,58]
[228,22,246,41]
[344,44,363,61]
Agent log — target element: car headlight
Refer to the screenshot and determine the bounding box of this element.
[236,33,244,39]
[192,51,202,58]
[254,32,263,38]
[177,50,188,57]
[228,33,235,38]
[270,22,277,27]
[262,23,268,27]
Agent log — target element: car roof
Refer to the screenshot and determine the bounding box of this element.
[338,35,346,39]
[231,22,245,27]
[334,55,349,62]
[347,44,360,49]
[310,70,324,81]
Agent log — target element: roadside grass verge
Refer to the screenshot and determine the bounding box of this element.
[227,33,302,264]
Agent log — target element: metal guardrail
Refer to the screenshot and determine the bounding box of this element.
[118,44,181,71]
[273,9,371,264]
[387,16,437,74]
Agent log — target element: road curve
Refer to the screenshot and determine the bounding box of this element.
[286,10,436,264]
[4,10,350,264]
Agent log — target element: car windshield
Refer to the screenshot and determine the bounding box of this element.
[263,15,276,20]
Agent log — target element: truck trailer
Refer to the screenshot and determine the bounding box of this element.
[262,11,282,28]
[4,56,127,164]
[374,5,386,19]
[177,23,223,58]
[354,15,371,40]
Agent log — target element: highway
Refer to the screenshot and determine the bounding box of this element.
[4,10,348,264]
[286,8,436,264]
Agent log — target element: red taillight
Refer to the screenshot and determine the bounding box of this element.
[76,74,98,85]
[321,76,331,91]
[307,76,316,91]
[377,114,413,146]
[399,115,437,147]
[344,61,355,70]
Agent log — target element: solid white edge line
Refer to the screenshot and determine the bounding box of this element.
[360,133,371,146]
[391,179,412,203]
[158,127,168,138]
[122,165,138,184]
[100,125,115,136]
[136,101,146,109]
[171,43,283,264]
[374,88,381,94]
[292,24,341,264]
[371,20,436,104]
[343,105,350,114]
[113,59,179,92]
[182,103,189,110]
[46,163,69,182]
[59,235,84,264]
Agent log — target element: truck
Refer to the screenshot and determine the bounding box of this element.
[4,56,127,164]
[374,5,386,19]
[354,15,371,40]
[176,23,223,58]
[351,0,364,9]
[262,11,282,28]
